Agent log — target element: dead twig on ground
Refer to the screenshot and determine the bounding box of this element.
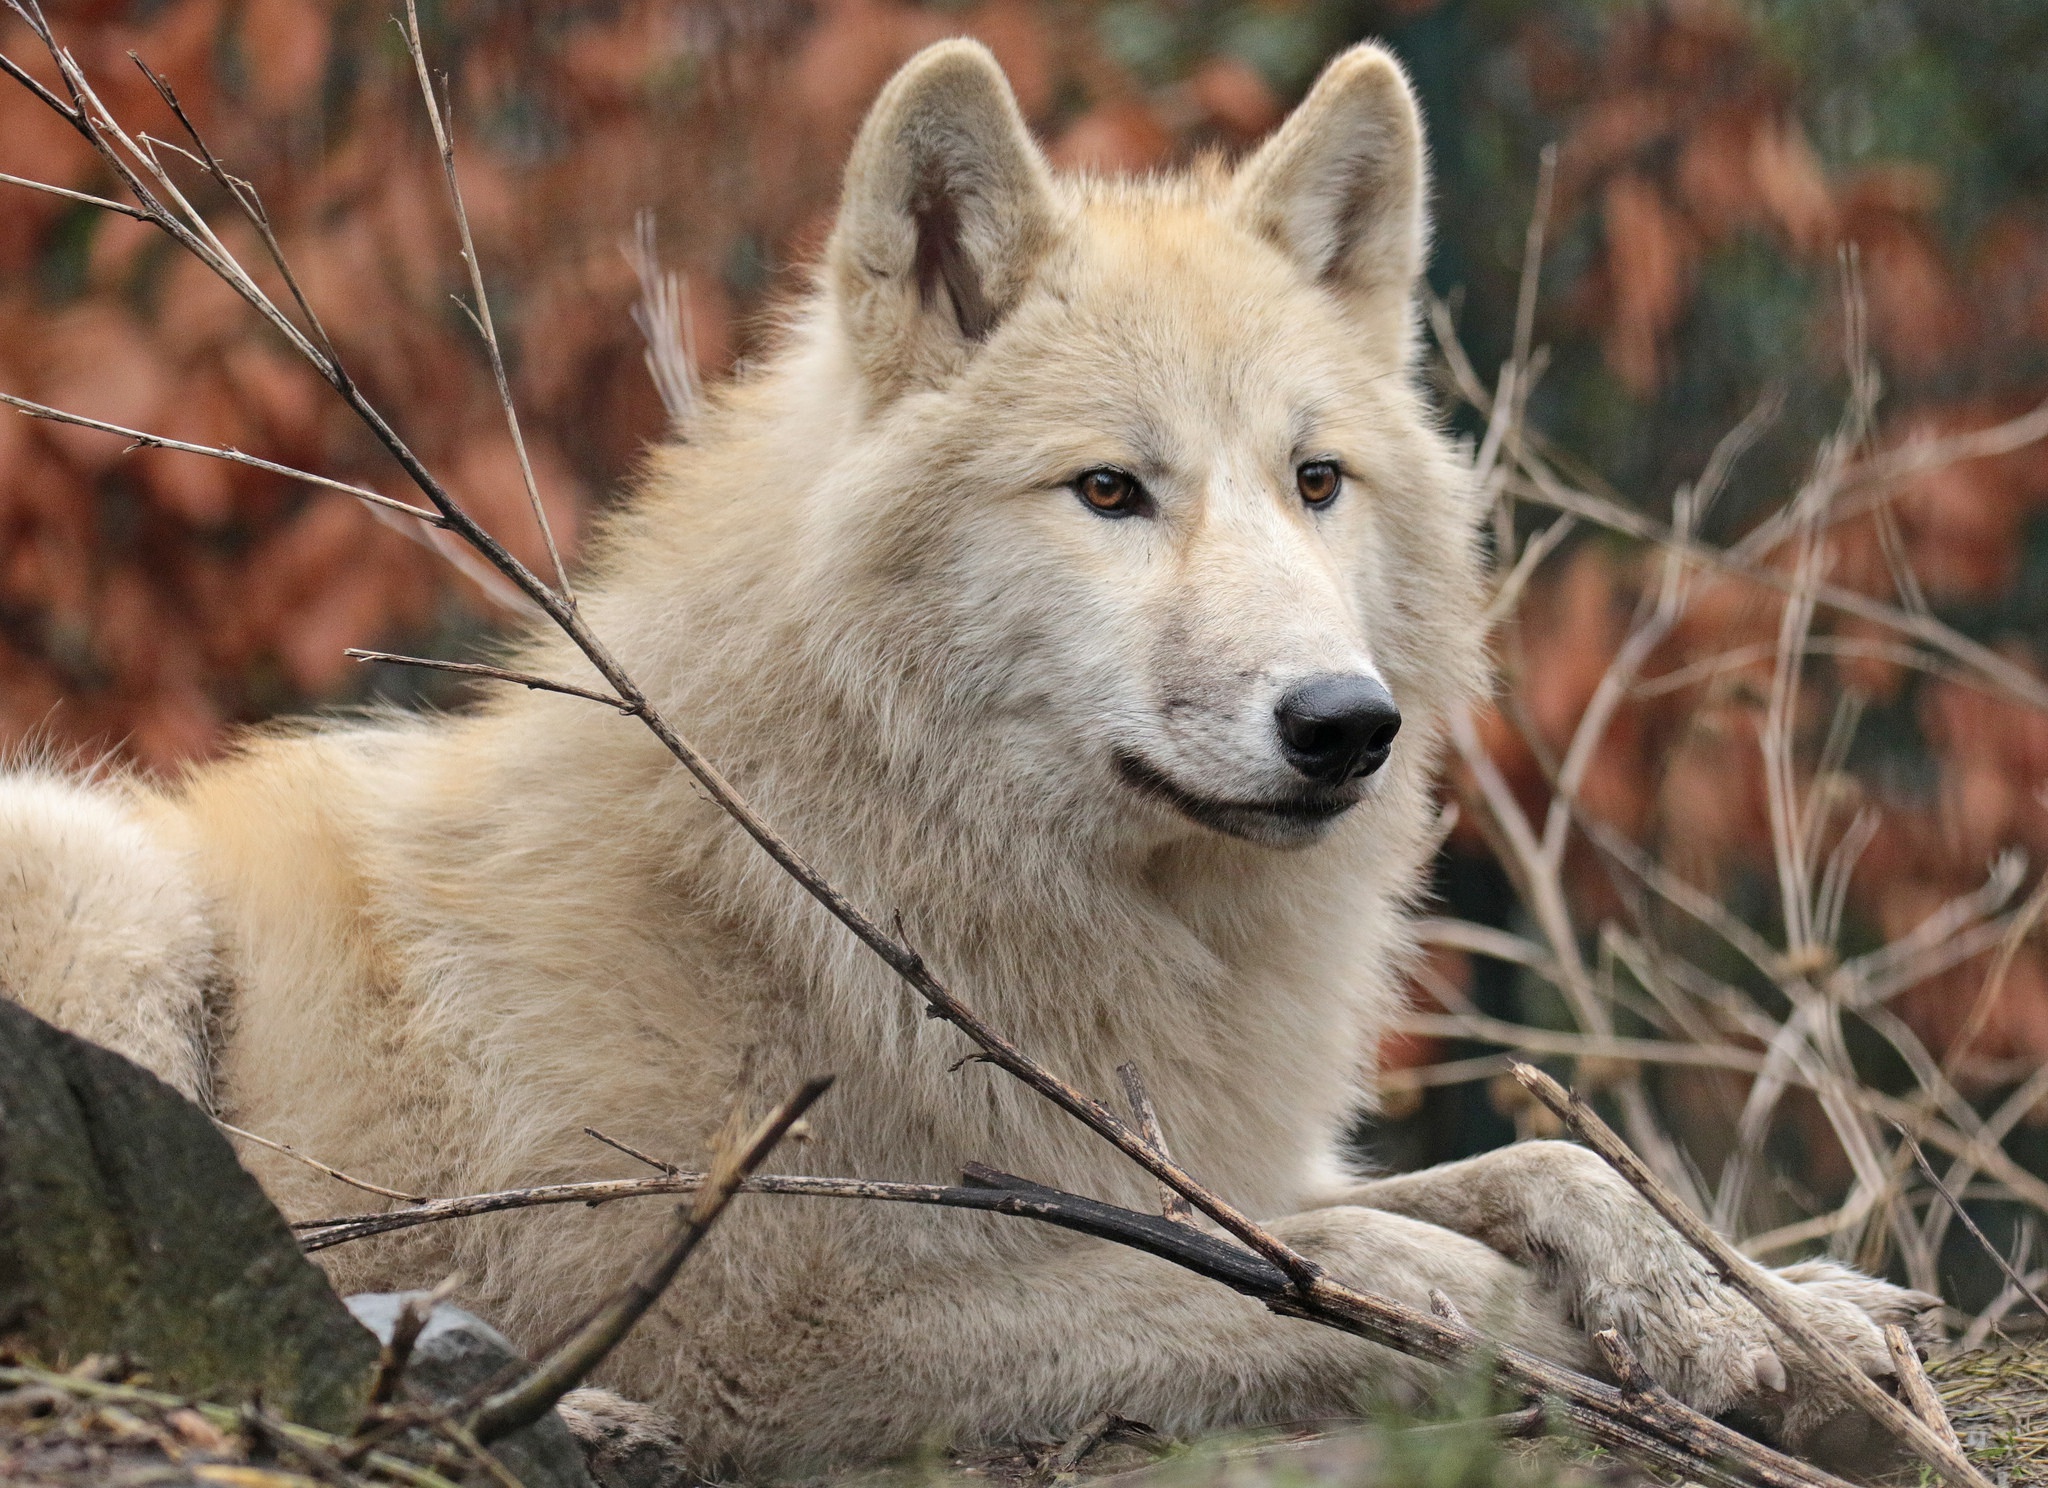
[1884,1324,1964,1452]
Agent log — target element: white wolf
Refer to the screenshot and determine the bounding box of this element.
[1,38,1930,1476]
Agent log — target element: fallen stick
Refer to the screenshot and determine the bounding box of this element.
[1513,1061,1993,1488]
[1883,1324,1963,1453]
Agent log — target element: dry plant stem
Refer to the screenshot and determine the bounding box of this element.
[1512,1063,1995,1488]
[126,55,340,368]
[0,168,148,217]
[1429,282,2048,716]
[1116,1061,1193,1224]
[0,394,443,524]
[0,1365,464,1488]
[344,650,636,713]
[400,0,572,607]
[465,1076,832,1445]
[1506,461,2048,716]
[218,1120,425,1204]
[584,1125,680,1175]
[1895,1123,2048,1327]
[1882,1325,1961,1452]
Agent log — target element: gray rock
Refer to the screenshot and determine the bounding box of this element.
[348,1292,595,1488]
[0,999,379,1432]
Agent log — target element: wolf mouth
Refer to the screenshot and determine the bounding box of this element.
[1113,751,1357,837]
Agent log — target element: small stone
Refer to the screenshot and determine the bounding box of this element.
[347,1293,595,1488]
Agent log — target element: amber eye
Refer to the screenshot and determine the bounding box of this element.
[1297,460,1342,508]
[1074,467,1149,517]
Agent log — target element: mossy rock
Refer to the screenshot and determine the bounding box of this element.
[0,999,379,1432]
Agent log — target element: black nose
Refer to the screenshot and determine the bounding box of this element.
[1275,674,1402,784]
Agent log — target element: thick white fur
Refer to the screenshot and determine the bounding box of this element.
[1,41,1931,1475]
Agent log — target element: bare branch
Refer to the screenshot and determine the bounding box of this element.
[0,393,444,525]
[1895,1122,2048,1328]
[1117,1062,1193,1224]
[0,168,148,218]
[343,650,636,712]
[584,1126,680,1176]
[217,1120,425,1204]
[1883,1324,1962,1453]
[400,0,573,607]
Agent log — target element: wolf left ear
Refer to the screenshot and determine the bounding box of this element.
[1229,45,1428,359]
[828,41,1059,400]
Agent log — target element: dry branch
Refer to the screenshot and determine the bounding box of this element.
[399,0,572,606]
[1883,1324,1963,1453]
[0,394,443,524]
[343,651,637,713]
[1897,1123,2048,1329]
[218,1121,426,1204]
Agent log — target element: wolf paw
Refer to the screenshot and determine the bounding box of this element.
[1580,1251,1939,1450]
[557,1388,696,1488]
[1744,1260,1942,1452]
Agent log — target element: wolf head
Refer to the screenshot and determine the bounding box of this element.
[720,41,1487,855]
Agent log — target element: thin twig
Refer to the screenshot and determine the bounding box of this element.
[0,168,149,217]
[217,1120,425,1204]
[1513,1063,1992,1488]
[584,1126,680,1176]
[401,0,573,607]
[343,651,636,712]
[1895,1122,2048,1328]
[1117,1062,1193,1225]
[0,394,444,525]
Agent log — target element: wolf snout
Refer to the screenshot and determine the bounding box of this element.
[1275,675,1401,784]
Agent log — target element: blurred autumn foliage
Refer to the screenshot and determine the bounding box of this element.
[6,0,2048,1262]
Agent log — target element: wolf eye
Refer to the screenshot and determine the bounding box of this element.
[1297,460,1342,508]
[1073,467,1150,517]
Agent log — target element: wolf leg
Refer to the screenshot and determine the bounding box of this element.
[1333,1141,1939,1446]
[0,772,216,1104]
[698,1204,1589,1472]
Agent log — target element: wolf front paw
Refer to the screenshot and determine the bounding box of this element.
[557,1388,696,1488]
[1576,1250,1939,1450]
[1741,1260,1942,1453]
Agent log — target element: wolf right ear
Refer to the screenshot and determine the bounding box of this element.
[1229,45,1428,360]
[827,41,1059,401]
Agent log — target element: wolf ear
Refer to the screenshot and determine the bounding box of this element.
[1229,45,1428,358]
[827,40,1059,399]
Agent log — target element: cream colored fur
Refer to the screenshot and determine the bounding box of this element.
[1,41,1931,1476]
